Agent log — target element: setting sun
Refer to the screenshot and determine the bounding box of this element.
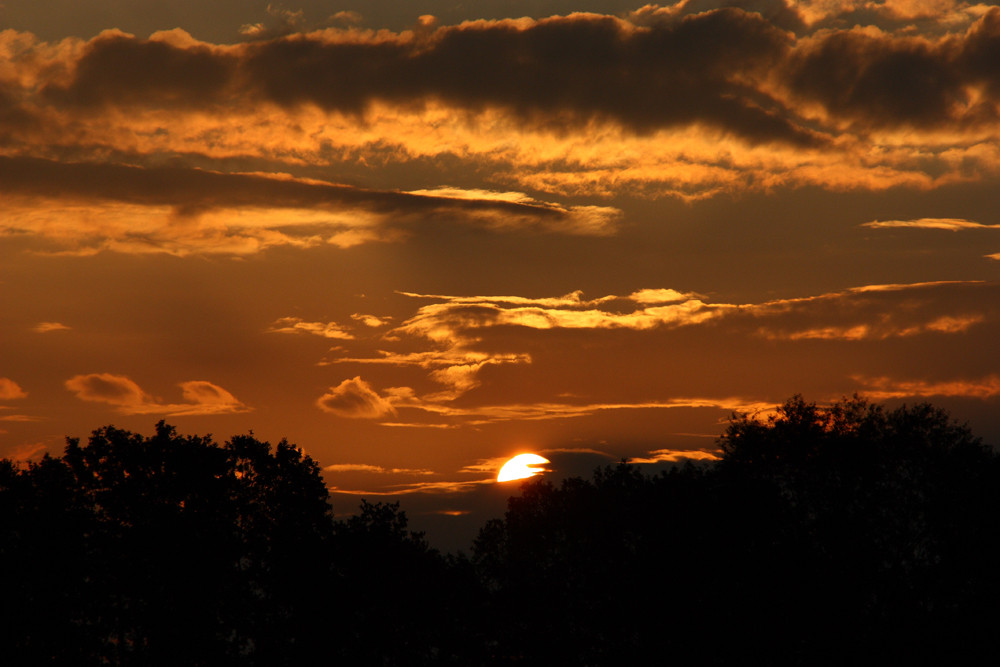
[497,454,550,482]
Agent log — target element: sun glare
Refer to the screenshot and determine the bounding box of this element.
[497,453,550,482]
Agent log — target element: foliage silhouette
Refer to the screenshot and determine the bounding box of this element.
[472,395,1000,665]
[3,397,999,665]
[2,422,336,665]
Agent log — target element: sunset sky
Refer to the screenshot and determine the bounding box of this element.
[3,0,999,549]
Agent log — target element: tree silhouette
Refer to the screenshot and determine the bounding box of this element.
[3,400,998,665]
[717,395,1000,663]
[1,421,335,666]
[473,395,1000,664]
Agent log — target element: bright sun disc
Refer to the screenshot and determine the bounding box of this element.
[497,453,550,482]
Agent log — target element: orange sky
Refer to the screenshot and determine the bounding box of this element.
[3,0,999,549]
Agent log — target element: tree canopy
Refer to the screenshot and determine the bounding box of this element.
[3,397,999,665]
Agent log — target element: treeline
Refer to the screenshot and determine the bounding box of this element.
[2,396,1000,665]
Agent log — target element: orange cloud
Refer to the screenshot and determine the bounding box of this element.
[0,378,27,400]
[5,8,1000,209]
[64,373,250,415]
[268,317,354,339]
[351,313,391,327]
[33,321,70,333]
[862,217,1000,230]
[316,376,396,418]
[312,281,998,425]
[627,448,722,464]
[0,156,621,255]
[323,463,434,475]
[855,374,1000,399]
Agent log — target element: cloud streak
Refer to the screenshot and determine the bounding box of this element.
[862,217,1000,231]
[0,155,622,255]
[64,373,250,415]
[310,280,998,425]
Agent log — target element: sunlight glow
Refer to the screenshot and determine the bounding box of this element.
[497,453,550,482]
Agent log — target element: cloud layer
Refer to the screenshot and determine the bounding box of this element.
[3,2,1000,254]
[305,280,999,426]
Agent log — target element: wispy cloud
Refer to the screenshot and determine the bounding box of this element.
[854,374,1000,399]
[310,280,998,425]
[329,478,495,495]
[323,463,434,475]
[0,156,623,255]
[862,218,1000,231]
[627,448,722,464]
[33,321,71,333]
[351,313,391,327]
[64,373,250,415]
[268,317,354,339]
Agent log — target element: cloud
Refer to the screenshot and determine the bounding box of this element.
[855,374,1000,399]
[5,8,1000,206]
[386,395,775,424]
[316,376,397,418]
[32,13,812,145]
[322,463,433,474]
[627,448,723,463]
[64,373,250,415]
[328,477,495,495]
[392,281,994,348]
[268,317,354,339]
[0,156,623,254]
[33,321,71,332]
[0,378,28,400]
[351,313,390,327]
[8,442,48,463]
[862,217,1000,230]
[315,280,999,426]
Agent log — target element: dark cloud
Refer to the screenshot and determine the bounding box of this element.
[40,29,237,109]
[32,10,823,146]
[786,29,966,129]
[18,7,1000,151]
[0,155,617,237]
[959,8,1000,100]
[786,7,1000,130]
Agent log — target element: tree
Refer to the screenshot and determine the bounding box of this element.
[473,396,1000,664]
[716,395,1000,663]
[0,422,335,666]
[328,500,483,665]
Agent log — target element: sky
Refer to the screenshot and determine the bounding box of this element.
[2,0,1000,551]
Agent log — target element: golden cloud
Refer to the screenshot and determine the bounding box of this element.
[3,7,1000,210]
[862,217,1000,230]
[316,376,397,418]
[268,317,354,339]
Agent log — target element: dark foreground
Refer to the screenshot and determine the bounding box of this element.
[3,395,999,665]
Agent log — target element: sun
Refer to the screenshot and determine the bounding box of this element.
[497,453,550,482]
